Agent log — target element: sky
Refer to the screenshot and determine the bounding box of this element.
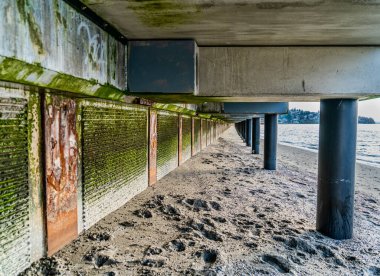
[290,98,380,123]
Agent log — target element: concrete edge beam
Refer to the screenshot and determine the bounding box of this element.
[199,47,380,100]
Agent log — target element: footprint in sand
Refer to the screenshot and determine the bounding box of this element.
[196,249,219,264]
[87,232,111,242]
[133,209,153,219]
[83,248,119,268]
[144,246,163,256]
[262,254,291,273]
[367,266,380,276]
[119,221,136,228]
[141,259,165,268]
[165,239,186,252]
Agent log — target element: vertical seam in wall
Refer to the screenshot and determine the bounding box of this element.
[39,90,48,257]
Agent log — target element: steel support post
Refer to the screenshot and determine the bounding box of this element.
[317,99,358,240]
[252,118,260,154]
[264,114,278,170]
[246,119,252,147]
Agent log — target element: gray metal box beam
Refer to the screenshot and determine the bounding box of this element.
[128,40,198,94]
[224,102,288,114]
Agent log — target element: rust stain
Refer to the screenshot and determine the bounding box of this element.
[45,95,78,256]
[191,117,195,156]
[206,120,208,146]
[200,119,203,150]
[149,109,157,186]
[178,115,182,165]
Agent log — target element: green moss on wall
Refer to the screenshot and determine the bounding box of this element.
[129,93,232,104]
[128,0,200,27]
[182,116,191,153]
[54,0,67,29]
[0,97,31,275]
[16,0,44,55]
[157,111,178,170]
[0,57,127,102]
[82,105,148,205]
[153,103,196,116]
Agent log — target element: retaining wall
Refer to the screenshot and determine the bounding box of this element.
[0,83,229,275]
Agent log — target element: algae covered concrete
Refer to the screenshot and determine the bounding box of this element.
[181,115,192,163]
[157,110,179,180]
[0,0,126,92]
[80,100,149,230]
[0,86,44,275]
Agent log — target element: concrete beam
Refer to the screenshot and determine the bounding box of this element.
[0,0,128,101]
[224,102,288,114]
[199,47,380,101]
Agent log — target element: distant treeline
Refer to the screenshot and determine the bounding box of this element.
[279,109,376,124]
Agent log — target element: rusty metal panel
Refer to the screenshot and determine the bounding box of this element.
[81,101,148,229]
[207,120,212,145]
[149,109,157,186]
[178,115,183,165]
[0,95,31,275]
[181,115,192,163]
[191,118,195,156]
[44,95,78,256]
[157,110,178,181]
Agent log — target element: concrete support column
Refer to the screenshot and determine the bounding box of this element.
[252,118,260,154]
[246,119,252,147]
[264,114,278,170]
[317,99,358,240]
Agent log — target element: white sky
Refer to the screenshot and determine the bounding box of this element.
[290,98,380,122]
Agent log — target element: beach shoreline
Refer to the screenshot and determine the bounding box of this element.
[21,128,380,275]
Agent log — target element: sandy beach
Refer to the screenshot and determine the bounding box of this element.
[22,127,380,275]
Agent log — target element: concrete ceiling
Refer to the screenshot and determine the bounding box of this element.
[81,0,380,46]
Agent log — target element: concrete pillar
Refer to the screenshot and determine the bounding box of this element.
[317,99,358,240]
[264,114,278,170]
[246,119,252,146]
[252,118,260,154]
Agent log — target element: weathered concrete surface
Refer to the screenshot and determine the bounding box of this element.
[79,100,149,230]
[80,0,380,46]
[0,0,126,96]
[199,47,380,100]
[0,84,44,275]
